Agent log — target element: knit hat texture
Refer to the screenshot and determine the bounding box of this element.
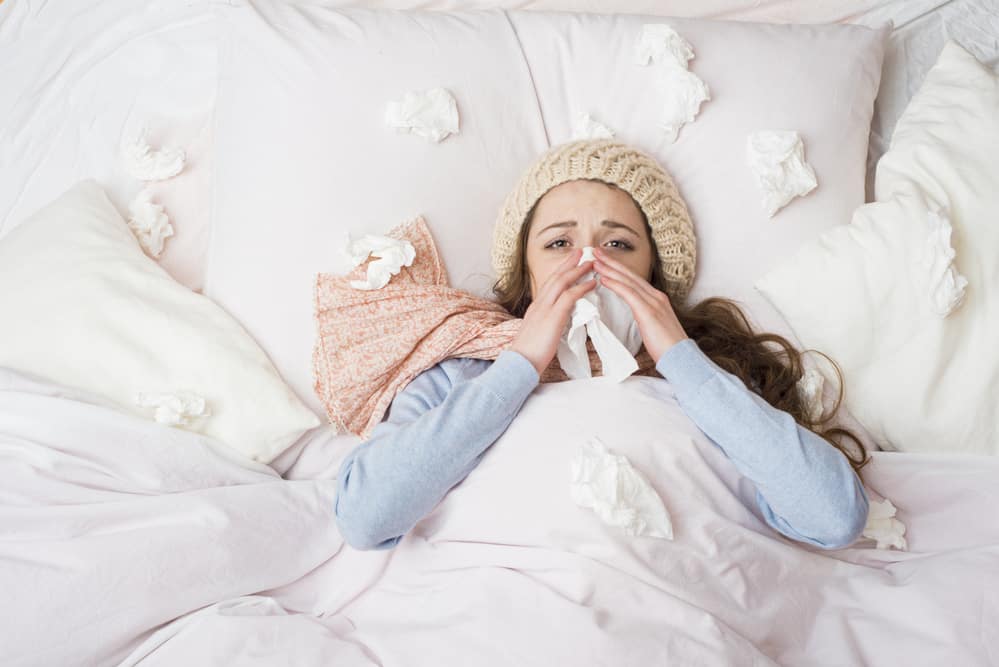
[492,139,696,302]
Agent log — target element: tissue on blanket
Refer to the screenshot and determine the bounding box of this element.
[571,112,615,140]
[135,391,210,427]
[919,207,968,317]
[633,23,694,68]
[126,189,174,258]
[341,233,417,291]
[557,247,643,383]
[635,23,709,143]
[746,130,818,218]
[569,436,674,540]
[796,367,826,423]
[384,87,460,143]
[121,127,186,181]
[656,67,711,144]
[863,498,908,551]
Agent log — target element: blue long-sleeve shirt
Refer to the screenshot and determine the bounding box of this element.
[333,338,869,551]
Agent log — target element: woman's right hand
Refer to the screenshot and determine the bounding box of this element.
[510,248,597,376]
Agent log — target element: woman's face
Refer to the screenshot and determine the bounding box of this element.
[525,179,655,297]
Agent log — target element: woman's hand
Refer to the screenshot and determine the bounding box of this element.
[591,247,688,364]
[510,248,597,376]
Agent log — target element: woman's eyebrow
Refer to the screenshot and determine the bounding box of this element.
[535,220,639,238]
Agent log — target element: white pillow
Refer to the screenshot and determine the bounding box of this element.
[205,4,887,416]
[755,42,999,456]
[0,180,319,462]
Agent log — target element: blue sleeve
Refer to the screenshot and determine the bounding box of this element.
[656,338,869,550]
[333,350,540,550]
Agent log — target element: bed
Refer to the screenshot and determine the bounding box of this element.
[1,1,998,665]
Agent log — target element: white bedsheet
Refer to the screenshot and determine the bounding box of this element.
[2,366,997,666]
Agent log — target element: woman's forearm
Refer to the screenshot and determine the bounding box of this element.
[656,338,870,549]
[334,350,539,550]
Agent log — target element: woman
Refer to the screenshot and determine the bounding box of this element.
[333,139,870,551]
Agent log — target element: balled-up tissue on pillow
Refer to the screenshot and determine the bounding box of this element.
[746,130,818,218]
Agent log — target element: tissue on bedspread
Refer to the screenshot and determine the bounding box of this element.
[633,23,694,68]
[635,23,710,143]
[569,436,674,540]
[121,127,186,182]
[746,130,818,217]
[384,87,460,143]
[863,497,908,550]
[126,189,174,258]
[135,391,210,427]
[571,112,615,140]
[919,207,968,317]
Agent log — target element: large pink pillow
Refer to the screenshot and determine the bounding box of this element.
[205,4,887,417]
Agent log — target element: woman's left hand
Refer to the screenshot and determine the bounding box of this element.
[592,247,688,364]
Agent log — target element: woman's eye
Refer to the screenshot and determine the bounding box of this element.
[606,239,634,250]
[545,239,570,249]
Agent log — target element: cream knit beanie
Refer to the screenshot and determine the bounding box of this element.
[492,139,696,302]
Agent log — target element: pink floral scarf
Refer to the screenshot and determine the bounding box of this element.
[312,216,658,439]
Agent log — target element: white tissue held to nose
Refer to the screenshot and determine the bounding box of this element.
[745,130,818,218]
[121,126,186,182]
[341,233,417,290]
[384,87,460,143]
[557,247,643,383]
[569,436,674,540]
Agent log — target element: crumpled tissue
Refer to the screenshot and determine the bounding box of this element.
[862,497,908,550]
[746,130,818,218]
[635,23,709,143]
[919,207,968,317]
[795,367,826,423]
[126,189,174,258]
[135,391,210,427]
[557,247,644,383]
[569,436,674,540]
[384,87,460,143]
[571,112,615,140]
[633,23,694,68]
[341,233,417,290]
[656,67,711,144]
[121,127,186,181]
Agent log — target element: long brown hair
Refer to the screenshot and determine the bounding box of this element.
[491,183,870,476]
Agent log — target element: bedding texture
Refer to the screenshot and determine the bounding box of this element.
[0,181,319,462]
[2,364,997,665]
[756,42,999,456]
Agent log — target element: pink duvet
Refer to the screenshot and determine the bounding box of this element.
[2,366,996,666]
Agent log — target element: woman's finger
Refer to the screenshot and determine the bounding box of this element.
[594,260,660,310]
[593,250,665,303]
[541,257,594,305]
[557,277,598,309]
[598,274,654,322]
[536,250,579,302]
